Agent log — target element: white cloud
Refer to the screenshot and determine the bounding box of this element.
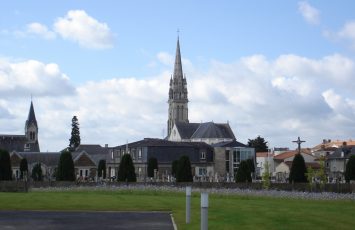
[0,58,74,97]
[53,10,114,49]
[298,1,320,25]
[26,22,56,40]
[2,52,355,151]
[337,21,355,50]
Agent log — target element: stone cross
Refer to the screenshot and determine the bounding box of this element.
[292,136,305,154]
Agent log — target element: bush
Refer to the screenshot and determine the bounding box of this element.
[235,160,252,183]
[289,153,308,183]
[147,157,158,178]
[176,156,193,182]
[98,159,106,179]
[345,155,355,183]
[31,163,43,181]
[0,149,12,180]
[20,158,28,180]
[118,154,136,182]
[57,151,75,181]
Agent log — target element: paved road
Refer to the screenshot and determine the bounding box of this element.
[0,210,175,230]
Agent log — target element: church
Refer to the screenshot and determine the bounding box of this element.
[0,101,40,153]
[166,37,235,144]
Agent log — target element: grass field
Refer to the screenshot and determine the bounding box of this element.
[0,189,355,230]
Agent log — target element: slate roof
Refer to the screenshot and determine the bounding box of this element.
[211,139,247,148]
[15,152,60,167]
[175,122,200,139]
[0,135,27,152]
[191,122,235,139]
[327,147,355,159]
[115,138,212,149]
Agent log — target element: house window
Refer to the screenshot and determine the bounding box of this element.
[111,150,114,159]
[199,168,207,176]
[138,149,142,159]
[200,151,206,160]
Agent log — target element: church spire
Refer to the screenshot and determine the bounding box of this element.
[26,100,38,128]
[167,36,189,138]
[173,37,183,80]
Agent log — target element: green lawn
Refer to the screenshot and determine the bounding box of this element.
[0,189,354,230]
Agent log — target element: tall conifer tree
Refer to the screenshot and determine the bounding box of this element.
[69,116,81,150]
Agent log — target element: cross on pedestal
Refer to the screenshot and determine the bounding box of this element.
[292,137,305,155]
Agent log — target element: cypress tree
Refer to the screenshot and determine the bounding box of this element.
[31,163,43,181]
[171,160,178,177]
[20,158,28,179]
[235,160,252,183]
[117,154,136,182]
[69,116,81,151]
[345,155,355,183]
[57,151,75,181]
[0,149,12,180]
[98,159,106,179]
[289,153,308,183]
[147,157,158,178]
[176,156,193,182]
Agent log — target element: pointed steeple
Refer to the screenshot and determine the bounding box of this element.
[26,100,38,128]
[173,37,183,80]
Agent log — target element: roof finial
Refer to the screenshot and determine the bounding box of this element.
[177,28,180,39]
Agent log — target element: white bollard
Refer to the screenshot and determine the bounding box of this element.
[201,192,208,230]
[186,186,191,223]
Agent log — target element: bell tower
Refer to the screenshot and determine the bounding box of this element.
[167,37,189,137]
[24,100,40,151]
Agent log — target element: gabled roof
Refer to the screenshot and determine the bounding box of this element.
[175,122,200,139]
[75,144,109,155]
[274,150,312,160]
[212,139,247,148]
[26,101,37,128]
[191,122,235,139]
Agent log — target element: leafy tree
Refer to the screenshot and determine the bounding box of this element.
[147,157,158,178]
[247,136,268,152]
[69,116,81,151]
[57,151,75,181]
[262,161,271,189]
[31,163,43,181]
[98,159,106,179]
[176,156,193,182]
[20,158,28,180]
[171,160,178,177]
[306,166,314,191]
[289,153,307,183]
[0,149,12,180]
[316,156,327,190]
[118,154,136,182]
[235,160,252,183]
[345,155,355,183]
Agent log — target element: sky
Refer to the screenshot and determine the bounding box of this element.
[1,0,355,151]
